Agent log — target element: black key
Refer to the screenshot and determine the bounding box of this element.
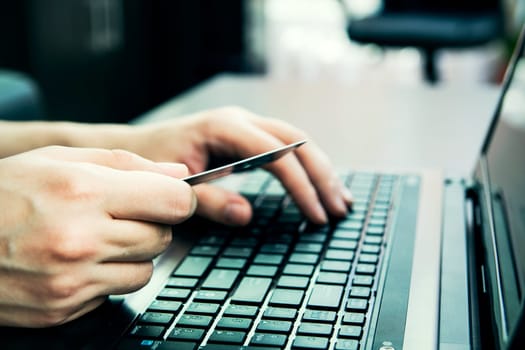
[263,307,297,320]
[256,319,292,333]
[299,233,328,243]
[191,245,220,256]
[324,249,354,261]
[173,256,212,277]
[202,269,239,290]
[260,243,289,254]
[194,290,228,302]
[208,330,246,344]
[254,253,284,265]
[283,264,314,276]
[199,235,226,246]
[346,298,368,312]
[339,325,362,338]
[302,310,337,323]
[217,317,252,330]
[186,302,220,315]
[292,335,329,349]
[157,341,197,350]
[269,288,304,307]
[247,265,278,277]
[250,333,287,347]
[231,237,258,247]
[129,325,165,338]
[139,312,174,325]
[321,260,351,273]
[166,277,198,289]
[167,327,205,341]
[116,338,158,350]
[277,275,310,289]
[335,339,359,350]
[289,253,318,265]
[231,277,272,304]
[177,314,213,328]
[297,322,333,336]
[216,257,247,269]
[158,288,191,301]
[307,285,343,310]
[342,312,365,325]
[224,304,258,317]
[352,275,374,287]
[329,240,358,251]
[148,300,182,313]
[355,264,376,275]
[316,272,347,285]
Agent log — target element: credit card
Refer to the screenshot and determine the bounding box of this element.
[183,140,307,185]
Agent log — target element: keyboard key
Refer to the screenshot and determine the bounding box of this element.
[302,310,337,323]
[297,322,333,336]
[324,249,354,261]
[289,253,318,265]
[299,233,328,243]
[292,335,329,349]
[339,325,362,338]
[254,254,284,265]
[269,288,304,307]
[231,277,272,305]
[202,269,239,290]
[368,218,387,226]
[363,236,382,245]
[129,325,165,338]
[316,272,347,285]
[256,320,293,333]
[116,338,159,350]
[158,288,191,301]
[263,307,297,320]
[216,257,247,269]
[346,298,368,312]
[283,264,314,276]
[352,275,374,287]
[260,243,289,254]
[321,260,351,273]
[338,221,363,231]
[335,339,359,350]
[148,300,182,313]
[350,287,371,299]
[247,265,278,277]
[230,237,258,247]
[186,302,220,315]
[217,317,252,330]
[223,247,253,258]
[329,240,358,251]
[224,305,259,317]
[366,227,384,236]
[177,314,213,328]
[208,330,246,344]
[355,264,376,275]
[194,290,228,302]
[167,327,205,341]
[342,312,365,325]
[173,256,212,277]
[139,312,174,325]
[359,254,379,264]
[294,243,323,253]
[333,230,360,240]
[277,275,310,289]
[250,333,287,347]
[307,285,343,310]
[361,244,381,254]
[166,277,198,289]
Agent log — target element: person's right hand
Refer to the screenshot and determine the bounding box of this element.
[0,146,197,328]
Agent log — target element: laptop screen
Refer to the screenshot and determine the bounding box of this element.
[475,25,525,347]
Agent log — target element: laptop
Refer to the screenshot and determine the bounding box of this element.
[2,26,525,350]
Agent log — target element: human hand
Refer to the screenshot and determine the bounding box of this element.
[0,146,196,327]
[126,106,352,225]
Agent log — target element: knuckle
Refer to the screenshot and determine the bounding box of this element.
[130,262,154,291]
[42,274,82,301]
[44,171,96,202]
[45,226,97,262]
[109,149,140,165]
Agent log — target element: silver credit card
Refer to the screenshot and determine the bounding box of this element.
[183,140,307,185]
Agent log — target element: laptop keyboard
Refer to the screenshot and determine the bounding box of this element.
[118,171,398,350]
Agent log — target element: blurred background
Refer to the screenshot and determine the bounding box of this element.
[0,0,524,124]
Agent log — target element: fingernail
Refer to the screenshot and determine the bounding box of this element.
[342,187,353,203]
[190,190,198,215]
[224,202,251,226]
[312,202,328,224]
[158,163,189,178]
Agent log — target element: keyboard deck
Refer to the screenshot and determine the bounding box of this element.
[118,171,398,350]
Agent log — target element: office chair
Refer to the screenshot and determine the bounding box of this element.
[344,0,505,83]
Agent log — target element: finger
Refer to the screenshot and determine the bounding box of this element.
[206,119,328,223]
[94,261,155,296]
[37,146,189,178]
[102,169,197,225]
[99,220,172,262]
[193,184,252,226]
[250,116,352,216]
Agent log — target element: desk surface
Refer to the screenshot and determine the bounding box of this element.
[137,74,500,177]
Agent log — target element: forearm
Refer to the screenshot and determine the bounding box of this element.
[0,120,136,157]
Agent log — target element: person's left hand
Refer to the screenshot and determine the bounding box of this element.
[123,106,352,226]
